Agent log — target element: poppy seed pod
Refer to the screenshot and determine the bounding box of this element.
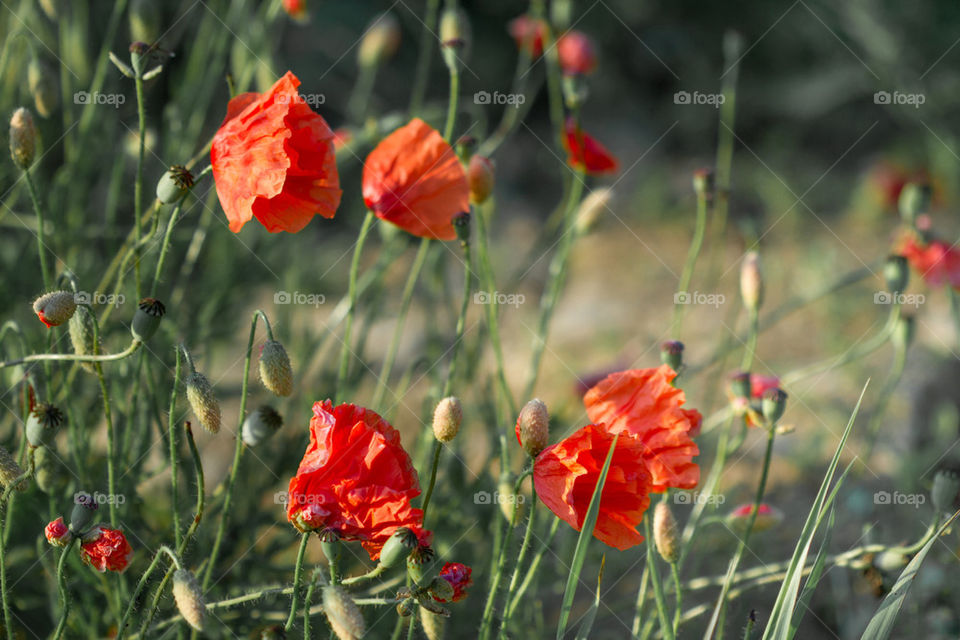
[26,401,64,448]
[9,107,37,169]
[172,569,205,631]
[740,251,763,312]
[259,340,294,397]
[660,340,684,373]
[68,305,99,373]
[378,527,418,570]
[241,405,283,446]
[931,470,960,513]
[574,187,612,235]
[131,298,165,342]
[185,372,221,434]
[34,445,68,494]
[761,388,787,425]
[156,165,194,205]
[406,544,436,585]
[516,399,549,457]
[467,155,495,204]
[396,598,416,617]
[33,291,77,328]
[432,396,463,443]
[729,371,751,400]
[883,255,909,294]
[27,59,58,118]
[0,446,27,492]
[322,586,366,640]
[357,12,401,69]
[653,502,680,563]
[452,211,471,245]
[69,492,99,534]
[319,528,342,569]
[439,8,471,72]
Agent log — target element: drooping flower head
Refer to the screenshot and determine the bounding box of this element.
[563,118,619,176]
[583,365,701,491]
[362,118,470,241]
[895,229,960,289]
[286,401,428,560]
[534,424,653,550]
[211,71,341,233]
[80,527,133,572]
[508,14,547,57]
[435,562,472,602]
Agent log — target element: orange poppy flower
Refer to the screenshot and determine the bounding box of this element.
[895,230,960,289]
[362,118,470,241]
[564,118,619,176]
[583,365,700,492]
[211,71,341,233]
[286,401,428,560]
[534,423,653,550]
[80,527,133,572]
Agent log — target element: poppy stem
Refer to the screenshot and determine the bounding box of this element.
[285,532,311,631]
[505,514,560,619]
[51,537,77,640]
[420,441,443,523]
[643,519,676,640]
[443,68,459,143]
[0,454,33,640]
[91,316,118,530]
[22,170,51,291]
[630,565,650,637]
[133,66,147,300]
[499,490,537,631]
[168,347,183,550]
[672,190,710,338]
[0,339,142,369]
[335,211,375,405]
[440,236,471,399]
[408,0,441,117]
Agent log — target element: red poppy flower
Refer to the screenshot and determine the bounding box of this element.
[895,230,960,289]
[534,424,653,550]
[557,30,597,75]
[564,119,619,176]
[282,0,308,22]
[80,527,133,572]
[750,374,780,398]
[728,503,783,533]
[362,118,470,241]
[436,562,472,602]
[211,71,341,233]
[44,518,71,547]
[508,14,546,57]
[583,365,700,492]
[286,401,428,560]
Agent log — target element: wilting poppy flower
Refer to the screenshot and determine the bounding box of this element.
[44,518,71,547]
[211,71,341,233]
[286,401,428,560]
[435,562,472,602]
[508,14,546,57]
[534,424,653,550]
[80,527,133,572]
[895,230,960,289]
[557,30,597,75]
[362,118,470,241]
[564,119,619,176]
[583,365,700,491]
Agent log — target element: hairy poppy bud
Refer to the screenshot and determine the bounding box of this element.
[892,315,915,351]
[35,445,68,494]
[26,401,64,448]
[129,0,161,45]
[358,12,401,69]
[131,298,165,342]
[439,8,471,72]
[467,155,495,204]
[761,388,787,425]
[322,586,366,640]
[33,291,77,328]
[69,491,99,534]
[241,405,283,446]
[420,608,446,640]
[653,502,680,563]
[185,372,221,434]
[9,107,37,169]
[883,255,908,294]
[156,165,194,204]
[740,251,763,312]
[516,399,549,457]
[432,397,463,443]
[379,527,418,570]
[692,168,715,200]
[68,305,99,373]
[0,446,27,492]
[660,340,684,373]
[259,340,294,397]
[172,568,205,631]
[931,470,960,513]
[27,59,58,118]
[574,187,612,235]
[557,30,597,75]
[898,182,931,225]
[45,517,72,547]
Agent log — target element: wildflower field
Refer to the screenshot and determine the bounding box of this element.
[3,0,960,638]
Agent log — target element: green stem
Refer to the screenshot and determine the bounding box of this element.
[0,340,141,369]
[134,69,147,299]
[443,69,460,143]
[347,63,378,124]
[631,566,650,637]
[505,515,559,619]
[739,309,759,371]
[285,532,311,631]
[90,312,118,529]
[23,170,51,290]
[670,562,682,635]
[51,538,78,640]
[672,193,709,337]
[441,238,472,398]
[408,0,441,117]
[420,441,443,523]
[0,456,33,640]
[644,519,675,640]
[335,211,375,404]
[499,491,537,632]
[169,347,184,550]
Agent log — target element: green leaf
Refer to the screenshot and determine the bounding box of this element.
[574,556,605,640]
[556,434,619,640]
[859,509,960,640]
[787,506,836,639]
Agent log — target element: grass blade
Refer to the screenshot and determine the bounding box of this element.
[574,556,605,640]
[787,505,835,639]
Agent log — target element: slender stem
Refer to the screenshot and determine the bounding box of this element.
[303,569,322,637]
[420,441,444,523]
[670,562,682,635]
[441,239,472,397]
[408,0,441,117]
[443,69,460,143]
[169,348,183,550]
[644,519,675,640]
[90,311,118,528]
[151,169,210,298]
[340,564,387,587]
[672,193,709,337]
[181,422,205,555]
[116,548,169,640]
[23,170,51,290]
[285,533,311,631]
[133,69,147,299]
[346,63,378,124]
[0,340,141,369]
[499,491,537,632]
[505,515,559,619]
[0,456,33,640]
[51,538,78,640]
[739,309,759,371]
[335,211,375,404]
[631,566,650,637]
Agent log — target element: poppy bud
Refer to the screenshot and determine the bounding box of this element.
[185,372,221,434]
[729,371,751,400]
[396,598,416,617]
[653,502,680,563]
[172,568,205,631]
[357,13,401,69]
[883,255,908,294]
[420,608,446,640]
[455,135,476,163]
[516,399,549,457]
[557,30,597,75]
[156,165,194,204]
[9,107,37,169]
[740,251,763,312]
[33,291,77,329]
[45,517,72,547]
[129,0,161,45]
[427,575,454,601]
[452,211,471,245]
[660,340,684,373]
[432,396,462,443]
[378,527,418,570]
[69,491,99,534]
[898,182,931,225]
[322,586,366,640]
[27,59,58,118]
[574,187,612,235]
[439,8,471,72]
[406,544,436,585]
[692,168,715,201]
[931,470,960,513]
[35,445,68,494]
[26,401,64,448]
[0,446,27,492]
[241,405,283,446]
[259,340,294,397]
[552,0,574,30]
[761,388,787,425]
[892,315,915,351]
[131,298,165,342]
[320,528,341,569]
[467,155,495,204]
[874,550,909,572]
[68,305,99,373]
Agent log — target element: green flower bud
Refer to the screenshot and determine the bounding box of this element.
[931,470,960,513]
[322,586,366,640]
[883,255,909,294]
[898,182,931,225]
[259,340,294,397]
[68,305,99,373]
[34,445,68,494]
[357,12,401,69]
[439,8,471,72]
[432,396,462,443]
[0,446,27,492]
[131,298,165,342]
